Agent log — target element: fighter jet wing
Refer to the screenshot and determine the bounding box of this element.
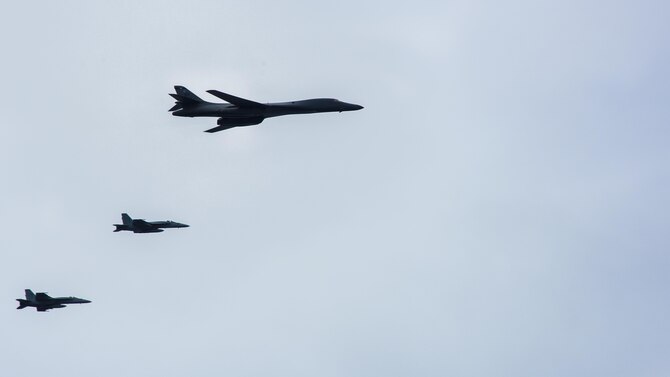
[35,293,52,301]
[134,219,157,231]
[206,90,265,108]
[37,307,49,312]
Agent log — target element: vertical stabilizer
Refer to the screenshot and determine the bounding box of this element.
[122,213,133,226]
[25,289,35,301]
[174,86,204,102]
[169,86,206,111]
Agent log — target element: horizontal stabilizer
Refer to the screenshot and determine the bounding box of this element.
[206,90,265,108]
[169,94,199,105]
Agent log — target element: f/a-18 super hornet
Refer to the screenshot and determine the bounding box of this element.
[113,213,189,233]
[169,86,363,133]
[17,289,91,312]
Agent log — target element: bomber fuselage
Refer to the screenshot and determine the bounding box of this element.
[172,98,364,118]
[169,87,363,133]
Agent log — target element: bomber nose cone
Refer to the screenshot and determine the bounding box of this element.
[344,102,363,111]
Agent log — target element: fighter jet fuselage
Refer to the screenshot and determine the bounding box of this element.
[113,213,189,233]
[169,86,363,133]
[17,289,91,312]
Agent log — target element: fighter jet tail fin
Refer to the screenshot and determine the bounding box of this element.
[25,289,35,301]
[16,299,28,309]
[122,213,133,226]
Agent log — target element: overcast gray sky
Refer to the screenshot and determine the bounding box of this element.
[1,1,669,376]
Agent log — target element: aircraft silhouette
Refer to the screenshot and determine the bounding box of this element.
[17,289,91,312]
[169,86,363,133]
[113,213,189,233]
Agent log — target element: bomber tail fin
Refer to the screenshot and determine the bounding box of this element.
[169,86,206,111]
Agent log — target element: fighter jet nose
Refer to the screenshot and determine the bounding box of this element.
[355,105,364,110]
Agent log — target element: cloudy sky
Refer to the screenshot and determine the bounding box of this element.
[1,1,669,376]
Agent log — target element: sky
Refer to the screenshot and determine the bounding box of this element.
[1,1,669,376]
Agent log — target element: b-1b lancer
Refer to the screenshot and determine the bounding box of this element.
[17,289,91,312]
[113,213,189,233]
[169,86,363,133]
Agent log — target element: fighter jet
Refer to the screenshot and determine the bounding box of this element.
[113,213,189,233]
[16,289,91,312]
[169,86,363,133]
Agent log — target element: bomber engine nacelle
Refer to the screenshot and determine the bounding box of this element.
[217,116,264,127]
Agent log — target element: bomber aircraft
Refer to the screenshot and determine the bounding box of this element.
[113,213,189,233]
[17,289,91,312]
[169,86,363,133]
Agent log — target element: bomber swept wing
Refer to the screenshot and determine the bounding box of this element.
[170,86,363,133]
[205,124,236,133]
[206,90,265,108]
